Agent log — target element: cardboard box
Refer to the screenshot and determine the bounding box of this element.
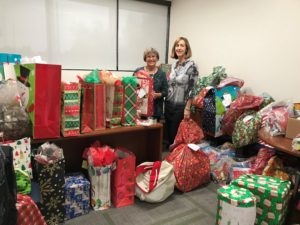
[285,117,300,139]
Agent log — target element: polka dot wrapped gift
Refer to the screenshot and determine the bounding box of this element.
[216,185,256,225]
[231,174,291,225]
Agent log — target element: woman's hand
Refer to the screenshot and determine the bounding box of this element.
[152,92,161,99]
[184,108,191,120]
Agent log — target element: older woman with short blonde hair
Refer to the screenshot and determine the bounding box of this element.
[134,47,168,122]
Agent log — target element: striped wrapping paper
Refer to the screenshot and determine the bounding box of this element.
[61,82,81,136]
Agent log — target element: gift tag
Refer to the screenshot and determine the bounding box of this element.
[3,63,17,80]
[222,93,232,107]
[188,143,200,151]
[138,88,147,98]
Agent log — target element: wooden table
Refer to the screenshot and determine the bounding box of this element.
[31,124,163,173]
[258,128,300,224]
[258,128,300,158]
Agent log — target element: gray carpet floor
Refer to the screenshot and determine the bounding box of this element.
[63,182,219,225]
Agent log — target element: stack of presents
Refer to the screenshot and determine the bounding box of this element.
[191,66,300,224]
[0,53,153,225]
[1,53,300,225]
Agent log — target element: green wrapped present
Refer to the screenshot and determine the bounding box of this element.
[231,174,291,225]
[216,185,256,225]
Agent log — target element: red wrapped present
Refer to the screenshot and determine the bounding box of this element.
[166,119,210,192]
[166,144,210,192]
[16,194,47,225]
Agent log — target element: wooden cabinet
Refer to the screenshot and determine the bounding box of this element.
[31,124,163,173]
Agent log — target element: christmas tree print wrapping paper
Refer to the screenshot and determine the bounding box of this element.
[2,137,32,178]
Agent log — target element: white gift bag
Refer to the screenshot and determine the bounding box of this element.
[135,161,176,203]
[88,165,113,210]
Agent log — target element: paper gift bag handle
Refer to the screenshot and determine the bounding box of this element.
[136,161,162,193]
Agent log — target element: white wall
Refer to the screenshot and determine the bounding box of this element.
[169,0,300,102]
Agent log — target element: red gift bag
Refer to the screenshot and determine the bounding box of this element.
[111,147,136,208]
[81,83,106,133]
[15,63,61,139]
[135,71,154,117]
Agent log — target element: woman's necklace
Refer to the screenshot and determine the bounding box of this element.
[145,66,157,75]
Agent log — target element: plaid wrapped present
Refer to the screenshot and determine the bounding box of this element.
[16,194,47,225]
[231,174,291,225]
[64,174,90,220]
[216,185,256,225]
[121,76,137,126]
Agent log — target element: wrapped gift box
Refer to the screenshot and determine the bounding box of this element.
[231,174,291,225]
[64,174,90,220]
[216,185,256,225]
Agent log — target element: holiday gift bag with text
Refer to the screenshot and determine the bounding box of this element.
[15,63,61,139]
